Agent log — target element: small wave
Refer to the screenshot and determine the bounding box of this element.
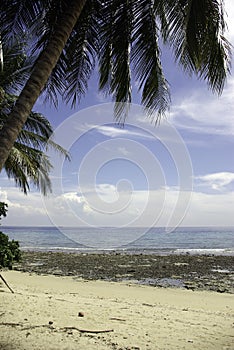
[20,246,122,253]
[21,246,88,252]
[19,246,234,256]
[174,248,234,256]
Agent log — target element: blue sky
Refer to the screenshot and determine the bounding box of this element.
[1,1,234,228]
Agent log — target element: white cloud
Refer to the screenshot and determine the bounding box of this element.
[171,77,234,136]
[194,172,234,191]
[0,188,50,226]
[91,124,154,139]
[1,181,234,227]
[182,191,234,226]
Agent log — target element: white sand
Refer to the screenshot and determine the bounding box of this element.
[0,270,233,350]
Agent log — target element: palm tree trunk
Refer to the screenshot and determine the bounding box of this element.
[0,0,87,171]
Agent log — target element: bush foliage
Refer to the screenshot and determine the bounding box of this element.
[0,202,21,269]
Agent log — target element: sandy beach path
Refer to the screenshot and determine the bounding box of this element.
[0,270,233,350]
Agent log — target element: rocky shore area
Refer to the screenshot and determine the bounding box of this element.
[13,251,234,293]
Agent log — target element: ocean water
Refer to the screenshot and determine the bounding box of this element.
[1,226,234,255]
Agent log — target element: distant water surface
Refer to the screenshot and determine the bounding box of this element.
[2,226,234,256]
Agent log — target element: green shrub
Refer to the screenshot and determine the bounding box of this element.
[0,232,21,269]
[0,202,21,269]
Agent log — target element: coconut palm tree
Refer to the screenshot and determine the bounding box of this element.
[0,0,231,171]
[0,37,70,194]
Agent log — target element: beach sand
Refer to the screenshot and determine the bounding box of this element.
[0,270,233,350]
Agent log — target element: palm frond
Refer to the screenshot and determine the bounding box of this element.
[45,138,71,160]
[1,0,231,120]
[35,0,99,107]
[99,0,133,120]
[0,0,44,39]
[17,130,48,149]
[4,148,29,194]
[5,144,52,195]
[18,112,70,160]
[0,36,35,95]
[98,0,114,94]
[39,59,66,108]
[164,0,232,93]
[0,93,52,137]
[131,0,170,120]
[0,93,70,194]
[153,0,170,42]
[23,113,52,138]
[0,92,16,118]
[62,0,99,107]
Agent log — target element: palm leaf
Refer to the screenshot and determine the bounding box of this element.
[0,93,70,194]
[131,0,170,119]
[4,144,52,195]
[0,0,45,41]
[33,0,99,107]
[164,0,232,93]
[1,0,231,121]
[62,0,99,107]
[24,113,52,137]
[99,0,133,120]
[0,36,35,95]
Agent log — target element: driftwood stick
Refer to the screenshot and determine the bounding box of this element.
[0,273,14,293]
[0,322,114,334]
[61,326,114,334]
[22,324,55,331]
[79,328,114,334]
[0,322,21,327]
[0,322,55,331]
[109,317,126,322]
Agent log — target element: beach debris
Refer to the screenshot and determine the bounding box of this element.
[48,321,53,325]
[109,317,126,322]
[0,273,14,293]
[61,326,114,334]
[0,322,21,327]
[0,322,114,334]
[78,311,84,317]
[142,303,154,307]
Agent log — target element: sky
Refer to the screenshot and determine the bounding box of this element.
[1,1,234,229]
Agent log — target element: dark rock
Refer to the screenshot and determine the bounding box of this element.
[14,251,234,294]
[217,287,227,293]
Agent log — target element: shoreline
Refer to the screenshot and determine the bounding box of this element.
[18,246,234,256]
[12,251,234,293]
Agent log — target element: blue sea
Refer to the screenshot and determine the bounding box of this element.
[1,226,234,255]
